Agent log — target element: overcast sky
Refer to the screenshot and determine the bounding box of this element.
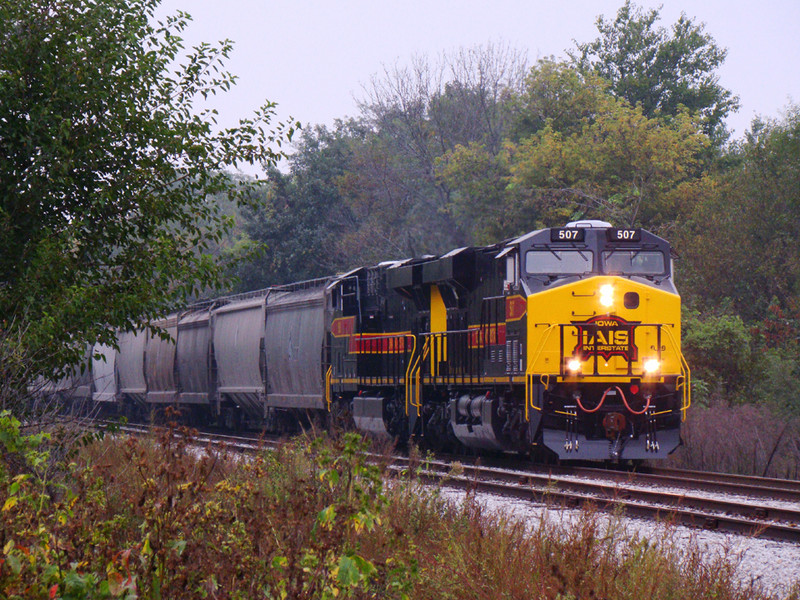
[156,0,800,171]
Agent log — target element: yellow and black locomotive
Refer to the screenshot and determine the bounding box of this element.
[328,220,690,461]
[70,220,689,462]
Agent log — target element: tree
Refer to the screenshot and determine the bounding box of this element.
[682,308,755,404]
[0,0,296,381]
[509,58,611,140]
[436,141,515,245]
[441,61,710,236]
[354,43,528,253]
[678,105,800,321]
[508,97,709,229]
[232,122,368,289]
[572,1,738,141]
[439,59,614,242]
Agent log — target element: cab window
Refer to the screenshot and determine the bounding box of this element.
[525,250,594,275]
[602,250,665,275]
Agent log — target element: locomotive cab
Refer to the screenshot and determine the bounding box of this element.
[515,221,690,461]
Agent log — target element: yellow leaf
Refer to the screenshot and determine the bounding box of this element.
[2,497,18,512]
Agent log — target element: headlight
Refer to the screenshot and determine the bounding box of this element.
[599,284,614,308]
[567,358,582,372]
[643,359,660,374]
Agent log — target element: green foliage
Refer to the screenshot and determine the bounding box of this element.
[0,0,297,384]
[232,124,363,289]
[0,422,420,598]
[0,410,51,478]
[681,308,754,404]
[677,106,800,323]
[509,58,611,140]
[440,59,710,238]
[753,348,800,413]
[234,45,528,284]
[509,98,708,229]
[436,142,516,244]
[679,301,800,413]
[0,411,108,599]
[0,421,787,598]
[572,0,738,141]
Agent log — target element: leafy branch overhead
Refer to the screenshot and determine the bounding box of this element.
[0,0,298,377]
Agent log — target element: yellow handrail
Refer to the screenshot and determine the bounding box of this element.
[412,337,431,416]
[524,326,559,421]
[403,334,419,416]
[524,325,560,419]
[662,326,691,421]
[325,365,333,411]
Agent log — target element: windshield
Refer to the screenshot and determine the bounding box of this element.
[526,250,594,275]
[602,250,665,275]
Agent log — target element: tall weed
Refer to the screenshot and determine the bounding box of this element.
[669,401,800,478]
[1,417,795,598]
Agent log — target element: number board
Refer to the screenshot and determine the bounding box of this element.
[606,228,641,242]
[550,228,585,242]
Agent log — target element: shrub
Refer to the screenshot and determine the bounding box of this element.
[2,419,794,598]
[682,308,755,405]
[669,401,800,478]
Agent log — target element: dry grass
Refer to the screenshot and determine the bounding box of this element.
[668,401,800,478]
[1,420,798,599]
[380,483,797,600]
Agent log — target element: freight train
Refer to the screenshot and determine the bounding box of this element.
[54,220,691,462]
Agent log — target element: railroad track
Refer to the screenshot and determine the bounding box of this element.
[543,463,800,502]
[399,458,800,543]
[103,422,800,543]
